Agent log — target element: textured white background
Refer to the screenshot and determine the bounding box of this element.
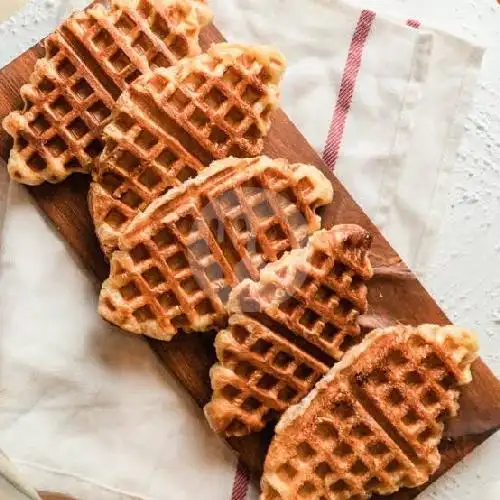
[340,4,500,498]
[0,0,499,499]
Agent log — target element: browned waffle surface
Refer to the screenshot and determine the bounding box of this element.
[260,325,478,500]
[205,225,374,436]
[98,156,333,340]
[2,0,212,185]
[89,42,287,255]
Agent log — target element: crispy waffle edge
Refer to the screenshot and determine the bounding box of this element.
[2,0,213,185]
[275,325,479,435]
[89,42,288,254]
[204,224,374,435]
[98,156,333,339]
[119,156,332,249]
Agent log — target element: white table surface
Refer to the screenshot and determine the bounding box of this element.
[0,0,499,499]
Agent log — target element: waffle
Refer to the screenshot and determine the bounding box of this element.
[98,156,333,340]
[89,42,287,255]
[2,0,212,185]
[204,224,374,436]
[260,324,478,500]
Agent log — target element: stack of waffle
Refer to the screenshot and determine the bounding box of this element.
[98,156,333,340]
[90,43,287,254]
[1,2,480,499]
[205,225,374,436]
[2,0,212,184]
[261,325,478,499]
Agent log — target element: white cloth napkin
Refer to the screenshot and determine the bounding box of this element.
[0,0,483,499]
[213,0,484,276]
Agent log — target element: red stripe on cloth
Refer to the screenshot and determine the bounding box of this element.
[407,18,421,29]
[231,458,251,500]
[322,9,376,170]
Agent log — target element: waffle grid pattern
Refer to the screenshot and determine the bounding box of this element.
[209,314,328,436]
[71,0,204,89]
[99,157,331,340]
[357,335,460,467]
[144,46,282,159]
[106,203,230,335]
[7,31,116,183]
[91,43,286,254]
[205,225,373,436]
[261,328,474,500]
[268,389,423,500]
[259,242,373,360]
[94,106,207,243]
[3,0,211,185]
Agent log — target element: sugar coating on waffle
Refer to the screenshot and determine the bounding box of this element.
[2,0,212,185]
[261,325,478,500]
[89,42,287,255]
[98,156,333,340]
[204,224,373,436]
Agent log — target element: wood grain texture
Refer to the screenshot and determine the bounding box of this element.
[1,17,499,500]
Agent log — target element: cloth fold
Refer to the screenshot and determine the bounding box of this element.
[212,0,483,275]
[0,0,484,499]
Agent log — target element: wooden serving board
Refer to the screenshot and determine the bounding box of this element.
[1,17,500,500]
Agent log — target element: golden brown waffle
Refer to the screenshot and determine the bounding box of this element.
[89,43,287,255]
[2,0,212,185]
[98,156,333,340]
[204,225,374,436]
[261,325,478,500]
